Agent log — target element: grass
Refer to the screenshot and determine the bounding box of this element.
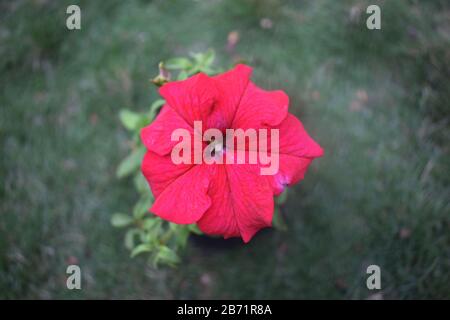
[0,0,449,299]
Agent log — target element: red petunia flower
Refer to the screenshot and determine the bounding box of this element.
[140,64,323,242]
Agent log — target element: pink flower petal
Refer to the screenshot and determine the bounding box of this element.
[159,72,217,126]
[141,104,193,156]
[150,164,213,224]
[141,151,193,198]
[197,164,273,242]
[267,156,313,195]
[232,82,289,130]
[207,64,253,130]
[264,113,323,195]
[275,113,323,158]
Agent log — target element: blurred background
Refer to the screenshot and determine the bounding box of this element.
[0,0,449,299]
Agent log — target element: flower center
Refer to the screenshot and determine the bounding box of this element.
[208,137,224,157]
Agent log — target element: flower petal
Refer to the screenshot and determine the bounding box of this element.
[275,113,324,158]
[141,151,193,198]
[159,72,217,126]
[140,104,193,156]
[150,164,212,224]
[264,113,324,195]
[231,82,289,130]
[207,64,253,130]
[267,156,313,195]
[197,164,273,242]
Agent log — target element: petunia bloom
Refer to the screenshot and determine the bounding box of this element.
[141,64,323,242]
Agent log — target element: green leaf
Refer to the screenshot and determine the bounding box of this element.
[190,52,204,64]
[175,227,190,248]
[119,109,141,131]
[116,146,146,178]
[131,243,153,258]
[154,245,180,267]
[169,222,180,232]
[190,49,215,70]
[133,194,153,219]
[139,230,149,243]
[148,99,165,119]
[203,49,215,67]
[143,217,161,231]
[111,213,133,228]
[165,57,192,70]
[272,207,288,231]
[201,66,216,76]
[177,70,189,80]
[187,224,203,235]
[275,188,289,205]
[124,228,141,250]
[134,173,150,195]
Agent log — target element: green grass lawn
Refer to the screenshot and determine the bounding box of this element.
[1,0,449,299]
